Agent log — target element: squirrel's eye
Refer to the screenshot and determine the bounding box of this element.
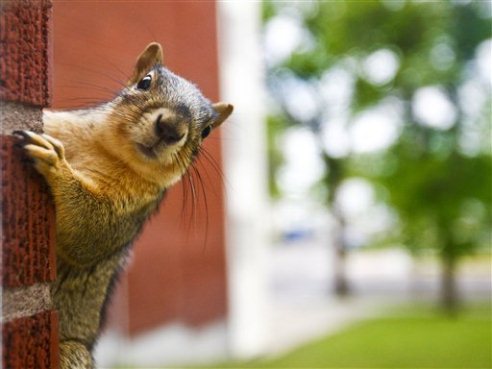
[201,126,211,139]
[137,75,152,90]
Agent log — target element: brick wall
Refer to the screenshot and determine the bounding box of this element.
[0,1,59,368]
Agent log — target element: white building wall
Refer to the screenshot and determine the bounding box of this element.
[217,1,271,360]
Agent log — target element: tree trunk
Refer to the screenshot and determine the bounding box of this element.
[333,210,350,296]
[441,255,459,312]
[334,243,349,296]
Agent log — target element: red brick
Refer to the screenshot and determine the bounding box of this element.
[2,310,59,369]
[1,136,56,288]
[0,0,52,106]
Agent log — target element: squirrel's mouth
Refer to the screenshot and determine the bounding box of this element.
[136,128,189,160]
[137,143,158,159]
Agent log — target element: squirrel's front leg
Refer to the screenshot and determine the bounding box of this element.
[15,130,106,264]
[15,130,72,184]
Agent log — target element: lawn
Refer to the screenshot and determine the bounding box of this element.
[212,302,492,369]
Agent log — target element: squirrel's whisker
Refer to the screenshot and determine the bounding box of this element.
[57,62,127,89]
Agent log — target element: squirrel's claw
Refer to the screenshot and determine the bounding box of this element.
[13,129,29,138]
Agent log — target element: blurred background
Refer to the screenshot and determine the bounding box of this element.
[50,1,490,368]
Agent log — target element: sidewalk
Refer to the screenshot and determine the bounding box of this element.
[265,239,491,357]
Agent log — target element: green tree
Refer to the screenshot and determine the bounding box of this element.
[264,1,491,306]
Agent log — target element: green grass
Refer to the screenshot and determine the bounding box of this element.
[209,303,492,369]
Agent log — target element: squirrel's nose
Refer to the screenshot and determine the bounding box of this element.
[155,115,185,144]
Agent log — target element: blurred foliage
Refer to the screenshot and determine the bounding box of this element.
[370,136,491,259]
[263,0,491,304]
[266,115,288,199]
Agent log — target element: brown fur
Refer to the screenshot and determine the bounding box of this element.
[16,43,232,369]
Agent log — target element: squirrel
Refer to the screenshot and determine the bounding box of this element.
[15,42,233,369]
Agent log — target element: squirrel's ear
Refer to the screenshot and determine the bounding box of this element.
[129,42,164,85]
[211,102,233,128]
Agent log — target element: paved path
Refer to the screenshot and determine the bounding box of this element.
[265,239,491,356]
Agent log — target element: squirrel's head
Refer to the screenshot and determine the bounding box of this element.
[106,42,233,187]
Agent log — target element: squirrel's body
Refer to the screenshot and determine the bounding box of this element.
[17,43,232,369]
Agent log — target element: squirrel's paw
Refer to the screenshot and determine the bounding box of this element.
[14,130,67,178]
